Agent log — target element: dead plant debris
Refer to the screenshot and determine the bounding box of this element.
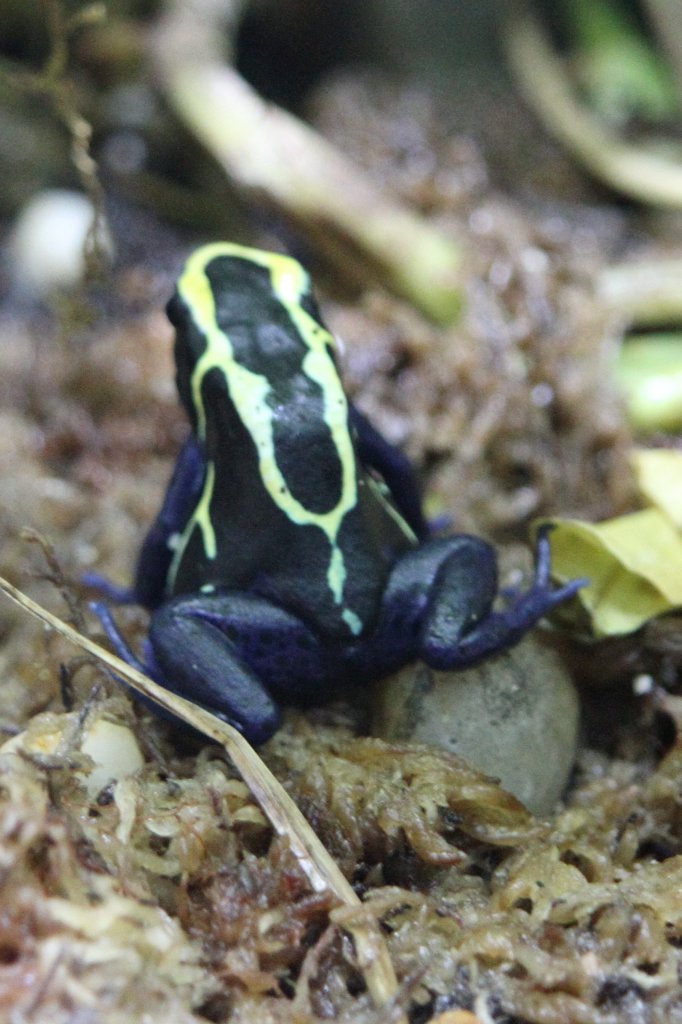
[1,68,681,1024]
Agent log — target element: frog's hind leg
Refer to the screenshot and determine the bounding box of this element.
[90,598,280,743]
[145,597,278,744]
[418,526,583,669]
[372,534,498,673]
[375,528,582,673]
[147,591,334,745]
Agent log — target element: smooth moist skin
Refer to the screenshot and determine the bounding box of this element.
[90,242,582,744]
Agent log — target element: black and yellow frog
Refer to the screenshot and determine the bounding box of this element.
[90,243,581,744]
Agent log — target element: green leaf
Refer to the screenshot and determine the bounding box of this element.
[617,333,682,432]
[567,0,679,125]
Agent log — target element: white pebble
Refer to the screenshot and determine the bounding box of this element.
[9,189,114,297]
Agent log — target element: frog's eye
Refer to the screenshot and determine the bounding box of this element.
[297,284,323,324]
[168,291,207,371]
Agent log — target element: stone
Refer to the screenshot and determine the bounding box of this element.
[372,635,580,816]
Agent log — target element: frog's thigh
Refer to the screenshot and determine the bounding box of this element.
[148,593,285,745]
[148,591,329,742]
[380,535,497,641]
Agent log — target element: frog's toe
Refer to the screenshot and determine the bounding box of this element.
[529,524,587,613]
[89,600,146,671]
[83,573,135,605]
[531,523,555,585]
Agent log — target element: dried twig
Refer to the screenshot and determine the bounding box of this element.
[0,573,401,1013]
[149,0,462,324]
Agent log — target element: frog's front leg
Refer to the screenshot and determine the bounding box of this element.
[374,527,582,672]
[132,435,206,608]
[83,436,206,609]
[349,404,429,539]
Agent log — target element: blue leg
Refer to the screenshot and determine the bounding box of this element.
[82,577,137,604]
[147,591,341,744]
[91,594,284,743]
[359,534,497,677]
[131,436,206,608]
[83,436,206,610]
[90,601,148,672]
[368,527,584,675]
[349,404,429,539]
[89,600,187,728]
[420,526,585,669]
[146,600,278,743]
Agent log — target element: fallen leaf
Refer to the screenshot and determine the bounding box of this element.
[539,508,682,636]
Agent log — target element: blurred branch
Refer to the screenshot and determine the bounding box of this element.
[617,333,682,433]
[149,0,462,324]
[643,0,682,105]
[566,0,678,125]
[505,6,682,207]
[598,260,682,327]
[4,0,110,279]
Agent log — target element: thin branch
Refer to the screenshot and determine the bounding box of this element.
[0,573,401,1013]
[643,0,682,106]
[149,0,462,324]
[505,6,682,208]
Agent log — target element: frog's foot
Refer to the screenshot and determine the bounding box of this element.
[518,523,587,612]
[420,526,586,670]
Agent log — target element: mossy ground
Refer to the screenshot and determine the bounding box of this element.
[1,74,681,1024]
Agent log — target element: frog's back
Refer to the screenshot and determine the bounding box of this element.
[169,409,405,641]
[166,243,415,639]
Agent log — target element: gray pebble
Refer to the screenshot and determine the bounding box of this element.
[372,636,580,816]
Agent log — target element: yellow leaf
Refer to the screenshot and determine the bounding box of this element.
[630,447,682,528]
[540,509,682,637]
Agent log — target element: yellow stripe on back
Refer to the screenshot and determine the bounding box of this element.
[168,243,362,632]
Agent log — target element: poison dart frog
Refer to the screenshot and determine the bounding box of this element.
[89,242,582,744]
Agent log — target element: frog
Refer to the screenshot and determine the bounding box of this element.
[89,242,583,745]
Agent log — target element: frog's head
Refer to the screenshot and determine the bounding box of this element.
[166,243,340,438]
[166,243,352,516]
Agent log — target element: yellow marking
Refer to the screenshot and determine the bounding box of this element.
[170,243,361,628]
[168,460,216,589]
[366,476,418,544]
[343,608,363,636]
